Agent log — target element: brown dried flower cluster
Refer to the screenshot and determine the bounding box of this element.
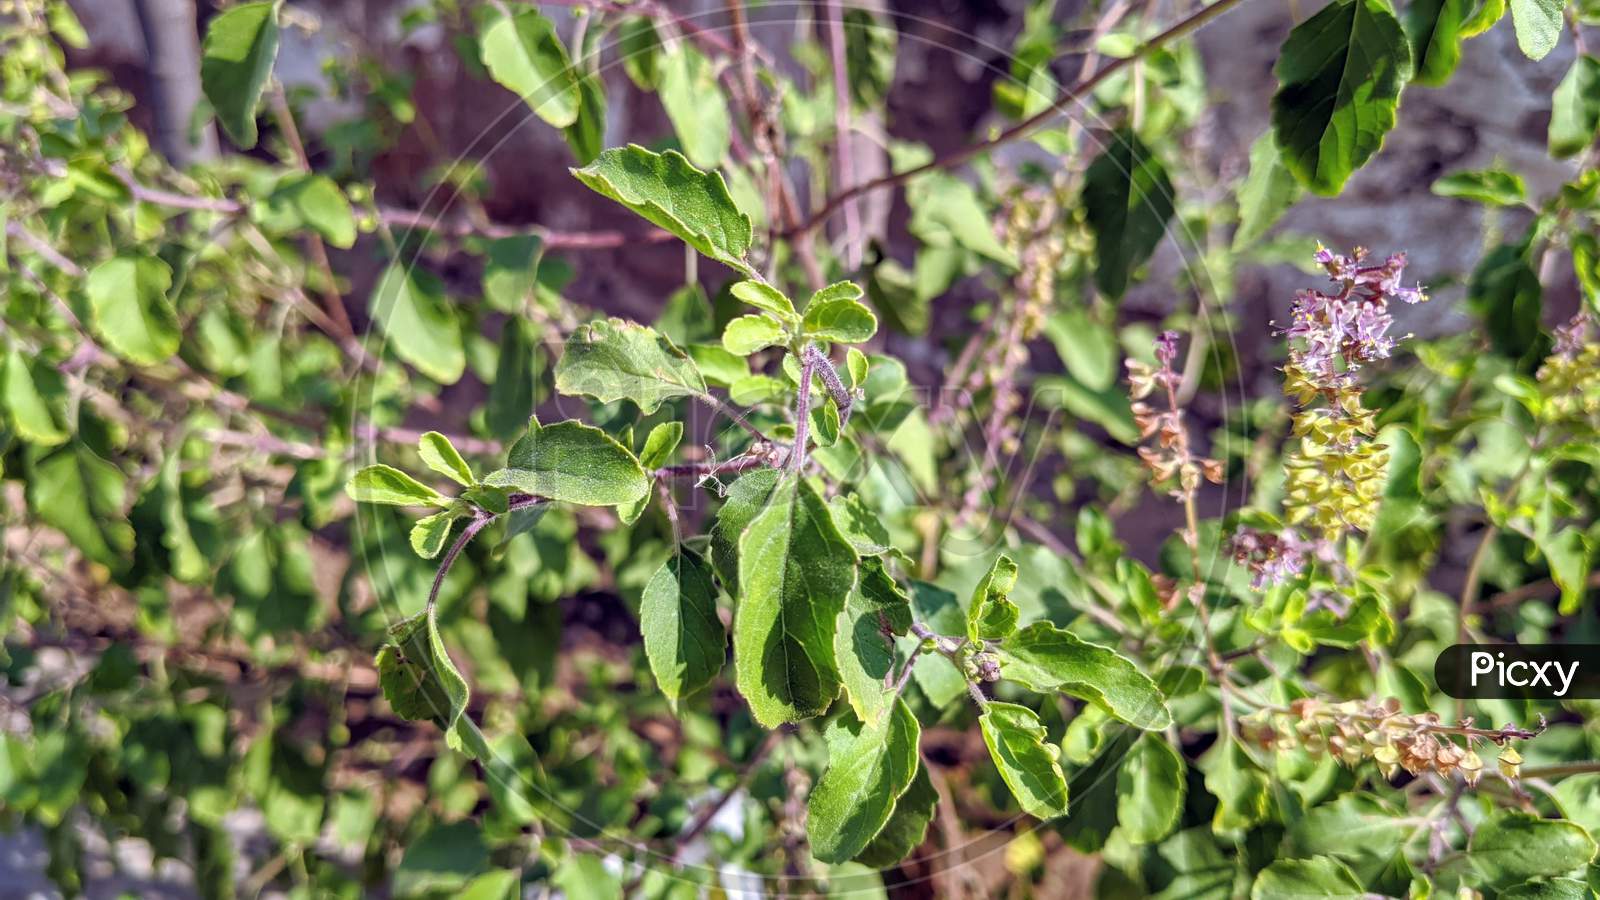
[1239,697,1541,787]
[1127,331,1224,500]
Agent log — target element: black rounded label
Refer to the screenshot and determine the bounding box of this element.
[1435,645,1600,700]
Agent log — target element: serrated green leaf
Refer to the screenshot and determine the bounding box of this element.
[28,442,134,571]
[829,492,894,556]
[1250,857,1365,899]
[347,464,446,507]
[86,255,178,366]
[1432,165,1528,205]
[1470,812,1598,887]
[1406,0,1470,85]
[722,314,788,355]
[3,349,67,446]
[572,145,753,271]
[659,44,730,169]
[980,701,1068,820]
[1271,0,1411,195]
[641,551,725,709]
[967,554,1020,642]
[1082,131,1175,298]
[1510,0,1564,59]
[808,700,920,863]
[1117,734,1185,844]
[418,432,475,487]
[836,559,911,727]
[483,420,648,507]
[730,280,797,319]
[1468,243,1544,359]
[854,759,937,868]
[200,0,280,147]
[1549,55,1600,158]
[371,264,465,385]
[479,7,581,128]
[1233,131,1302,250]
[556,317,707,414]
[803,299,878,344]
[733,476,858,726]
[996,623,1170,729]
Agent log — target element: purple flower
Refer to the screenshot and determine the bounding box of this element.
[1281,247,1428,390]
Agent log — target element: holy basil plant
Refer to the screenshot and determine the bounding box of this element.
[7,0,1600,895]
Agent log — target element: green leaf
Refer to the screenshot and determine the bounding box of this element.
[979,701,1069,820]
[1082,131,1175,298]
[710,467,781,592]
[1573,232,1600,312]
[811,281,866,307]
[803,299,879,344]
[966,554,1020,642]
[410,511,457,559]
[1461,0,1508,36]
[731,279,797,320]
[258,173,356,248]
[829,493,895,556]
[1406,0,1470,85]
[1250,857,1365,899]
[1233,131,1304,250]
[617,17,661,90]
[808,700,921,863]
[637,421,684,470]
[640,552,726,709]
[1270,0,1411,195]
[1501,878,1592,899]
[376,608,471,751]
[418,432,475,487]
[393,820,488,897]
[85,255,179,366]
[1432,165,1528,205]
[722,314,788,355]
[1203,738,1270,833]
[199,0,280,147]
[1539,526,1593,615]
[1117,735,1185,844]
[1549,55,1600,158]
[854,759,937,868]
[479,7,581,128]
[347,464,446,507]
[550,854,620,900]
[482,420,649,507]
[836,559,911,727]
[659,44,730,169]
[572,145,753,272]
[487,319,537,440]
[482,235,543,312]
[28,443,134,571]
[556,317,708,414]
[907,173,1017,267]
[995,623,1171,729]
[733,476,858,726]
[1468,244,1544,360]
[1509,0,1565,59]
[1470,812,1598,886]
[562,74,606,165]
[2,349,67,446]
[371,264,465,385]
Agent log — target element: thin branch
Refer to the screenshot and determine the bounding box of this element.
[270,83,356,341]
[824,0,861,269]
[376,205,677,249]
[785,0,1255,238]
[426,513,493,617]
